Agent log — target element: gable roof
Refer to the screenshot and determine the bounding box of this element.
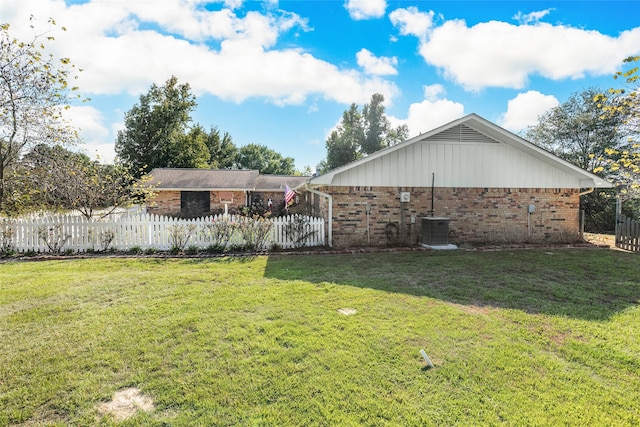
[149,168,309,192]
[254,175,308,191]
[149,168,260,191]
[306,113,612,189]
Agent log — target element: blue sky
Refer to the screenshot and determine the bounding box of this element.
[3,0,640,171]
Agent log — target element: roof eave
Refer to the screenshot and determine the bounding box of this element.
[155,187,252,192]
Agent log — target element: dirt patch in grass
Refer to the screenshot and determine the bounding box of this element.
[583,233,615,248]
[451,302,493,316]
[97,387,154,421]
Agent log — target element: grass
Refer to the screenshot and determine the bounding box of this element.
[0,248,639,426]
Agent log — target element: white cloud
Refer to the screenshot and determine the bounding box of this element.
[513,9,554,25]
[345,0,387,20]
[422,84,445,101]
[499,91,559,132]
[356,49,398,76]
[388,6,640,92]
[222,0,245,9]
[389,7,434,40]
[4,0,397,106]
[389,87,465,137]
[65,105,116,163]
[4,0,404,168]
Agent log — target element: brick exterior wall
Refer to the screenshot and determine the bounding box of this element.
[148,190,181,216]
[148,190,301,217]
[148,190,247,217]
[252,191,291,215]
[310,186,581,248]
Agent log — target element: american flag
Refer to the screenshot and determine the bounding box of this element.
[284,185,295,206]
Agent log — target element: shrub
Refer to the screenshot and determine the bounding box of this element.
[202,221,234,251]
[270,243,283,252]
[1,221,15,254]
[168,223,197,253]
[284,215,317,249]
[205,244,225,254]
[185,245,199,255]
[98,229,115,252]
[237,216,273,251]
[37,224,70,253]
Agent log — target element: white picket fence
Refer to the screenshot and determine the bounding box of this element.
[0,213,325,253]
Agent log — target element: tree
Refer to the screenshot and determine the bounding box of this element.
[525,88,633,233]
[115,76,197,177]
[525,88,630,172]
[361,93,409,155]
[202,126,239,169]
[165,125,211,169]
[594,56,640,202]
[320,93,409,172]
[0,20,81,213]
[237,143,296,175]
[20,144,156,218]
[324,104,364,171]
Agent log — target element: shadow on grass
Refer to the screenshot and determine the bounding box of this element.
[263,248,640,321]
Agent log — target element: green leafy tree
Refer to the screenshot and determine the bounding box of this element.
[596,56,640,134]
[525,88,629,172]
[320,93,408,172]
[323,104,364,172]
[295,165,313,176]
[203,126,239,169]
[20,144,156,218]
[362,93,409,155]
[0,20,82,214]
[115,76,197,177]
[525,88,632,233]
[238,143,295,175]
[594,56,640,199]
[594,56,640,218]
[165,125,211,169]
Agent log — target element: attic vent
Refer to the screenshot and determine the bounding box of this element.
[435,124,498,144]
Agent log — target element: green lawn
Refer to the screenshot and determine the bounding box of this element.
[1,249,639,426]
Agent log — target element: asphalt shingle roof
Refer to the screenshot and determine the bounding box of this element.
[149,168,310,191]
[149,168,260,190]
[254,175,308,191]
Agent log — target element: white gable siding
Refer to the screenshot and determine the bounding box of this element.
[330,138,582,188]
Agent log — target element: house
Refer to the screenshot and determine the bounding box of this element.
[299,114,612,248]
[147,168,308,217]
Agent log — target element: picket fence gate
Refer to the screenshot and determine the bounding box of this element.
[616,214,640,252]
[1,213,325,253]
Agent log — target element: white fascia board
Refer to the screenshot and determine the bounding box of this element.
[307,119,454,186]
[465,115,615,189]
[308,113,614,189]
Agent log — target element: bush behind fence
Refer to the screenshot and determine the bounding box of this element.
[0,213,325,253]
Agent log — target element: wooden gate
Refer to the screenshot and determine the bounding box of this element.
[616,215,640,252]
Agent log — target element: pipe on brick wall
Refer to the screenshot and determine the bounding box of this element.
[305,183,333,247]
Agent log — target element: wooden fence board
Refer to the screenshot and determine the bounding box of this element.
[2,213,325,253]
[616,214,640,252]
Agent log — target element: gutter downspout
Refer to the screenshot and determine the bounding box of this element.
[578,188,594,239]
[305,183,333,248]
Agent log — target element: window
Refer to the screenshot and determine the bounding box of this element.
[180,191,210,216]
[218,191,234,203]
